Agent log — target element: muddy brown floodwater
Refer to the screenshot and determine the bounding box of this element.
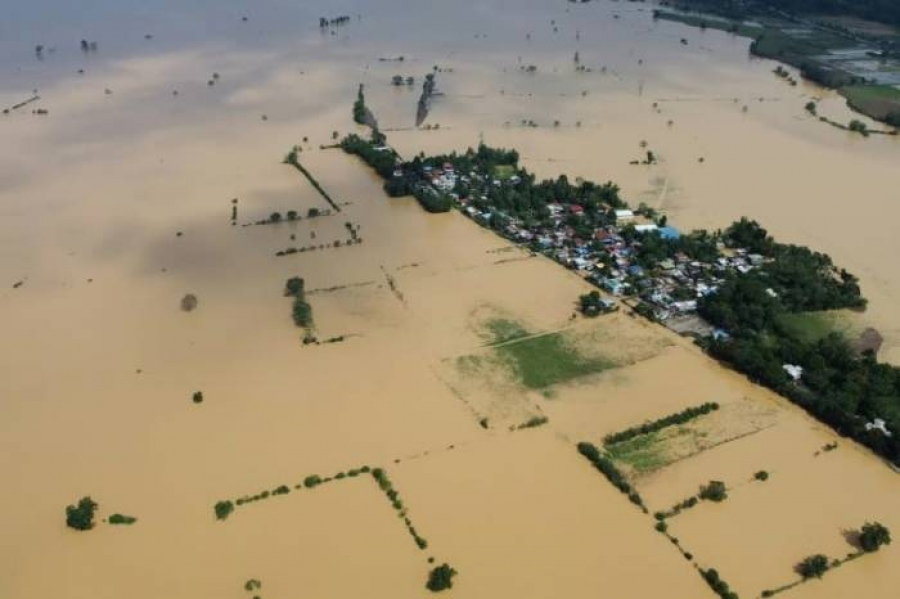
[1,1,898,598]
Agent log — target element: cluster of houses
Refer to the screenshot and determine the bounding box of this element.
[452,175,769,328]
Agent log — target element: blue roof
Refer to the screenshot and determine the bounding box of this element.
[659,226,681,240]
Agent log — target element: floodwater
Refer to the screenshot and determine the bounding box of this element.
[1,1,899,598]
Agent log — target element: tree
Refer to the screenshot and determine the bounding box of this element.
[286,210,298,220]
[699,480,728,502]
[859,522,891,552]
[805,101,817,115]
[181,293,198,312]
[214,500,234,521]
[391,75,404,86]
[192,391,204,404]
[848,119,868,135]
[270,212,282,223]
[66,496,98,530]
[284,277,305,297]
[426,564,457,592]
[797,554,829,579]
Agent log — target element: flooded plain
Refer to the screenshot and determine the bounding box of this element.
[1,1,899,598]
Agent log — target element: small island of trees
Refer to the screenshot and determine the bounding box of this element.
[65,496,98,531]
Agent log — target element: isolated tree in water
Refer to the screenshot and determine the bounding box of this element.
[66,496,98,531]
[859,522,891,552]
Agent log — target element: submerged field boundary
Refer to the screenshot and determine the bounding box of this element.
[284,150,342,213]
[214,463,434,553]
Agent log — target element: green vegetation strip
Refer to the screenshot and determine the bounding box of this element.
[108,513,137,525]
[211,465,434,553]
[372,468,428,549]
[604,402,720,445]
[284,150,342,213]
[654,9,763,38]
[701,568,739,599]
[577,442,646,510]
[284,277,314,340]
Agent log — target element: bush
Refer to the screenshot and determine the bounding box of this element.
[754,470,769,481]
[304,475,323,489]
[859,522,891,553]
[214,500,234,521]
[181,293,199,312]
[285,277,305,297]
[699,480,728,502]
[701,568,739,599]
[192,391,203,404]
[797,554,830,579]
[65,497,98,530]
[426,564,457,592]
[108,513,137,525]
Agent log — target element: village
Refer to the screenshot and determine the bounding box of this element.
[406,153,766,338]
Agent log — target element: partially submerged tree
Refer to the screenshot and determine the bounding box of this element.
[66,496,98,531]
[859,522,891,553]
[426,563,457,592]
[797,554,829,579]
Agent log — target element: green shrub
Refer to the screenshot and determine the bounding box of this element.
[859,522,891,553]
[285,277,305,297]
[699,480,728,502]
[426,564,457,592]
[754,470,769,481]
[192,391,203,404]
[797,554,829,579]
[701,568,739,599]
[244,579,262,591]
[214,500,234,521]
[65,497,98,531]
[108,513,137,525]
[304,475,323,489]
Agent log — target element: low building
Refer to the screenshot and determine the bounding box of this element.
[615,209,635,223]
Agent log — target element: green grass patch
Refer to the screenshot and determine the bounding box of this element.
[605,432,670,473]
[492,164,517,180]
[840,85,900,123]
[495,332,614,389]
[776,310,856,344]
[483,318,530,345]
[654,10,764,38]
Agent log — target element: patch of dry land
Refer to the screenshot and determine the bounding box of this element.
[1,1,899,598]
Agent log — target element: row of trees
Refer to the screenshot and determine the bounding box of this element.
[372,468,428,549]
[576,442,645,509]
[604,402,720,445]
